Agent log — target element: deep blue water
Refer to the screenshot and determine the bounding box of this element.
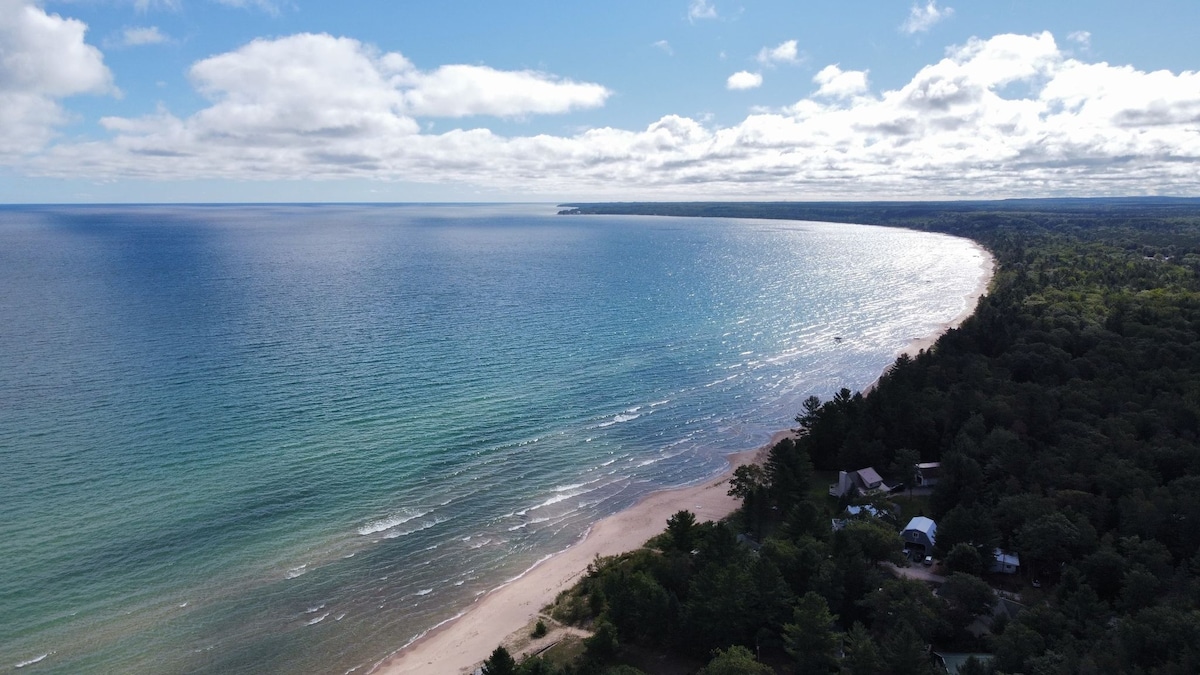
[0,204,988,674]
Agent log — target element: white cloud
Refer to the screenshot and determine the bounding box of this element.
[1068,30,1091,47]
[813,65,869,99]
[119,26,169,46]
[688,0,717,22]
[214,0,282,15]
[726,71,763,90]
[17,31,1200,199]
[756,39,800,66]
[901,1,954,35]
[653,40,673,56]
[401,64,611,117]
[175,33,608,137]
[0,0,114,155]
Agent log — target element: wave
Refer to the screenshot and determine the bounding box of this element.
[287,564,308,579]
[414,588,433,597]
[15,653,50,668]
[595,412,641,428]
[382,517,446,539]
[306,612,329,626]
[357,509,430,536]
[508,517,550,532]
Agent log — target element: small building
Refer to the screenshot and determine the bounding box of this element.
[902,516,937,553]
[915,462,941,487]
[990,549,1020,574]
[832,504,884,531]
[829,467,893,498]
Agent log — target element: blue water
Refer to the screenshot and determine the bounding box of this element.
[0,204,988,674]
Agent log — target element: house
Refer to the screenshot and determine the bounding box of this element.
[989,549,1020,575]
[829,467,894,498]
[901,516,937,553]
[915,462,941,487]
[831,504,883,531]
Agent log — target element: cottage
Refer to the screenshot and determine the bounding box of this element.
[831,504,884,531]
[990,549,1020,574]
[829,466,893,498]
[901,516,937,553]
[915,462,941,487]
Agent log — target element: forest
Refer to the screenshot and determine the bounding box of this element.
[483,199,1200,675]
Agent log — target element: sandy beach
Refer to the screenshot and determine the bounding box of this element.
[372,438,777,675]
[373,242,997,675]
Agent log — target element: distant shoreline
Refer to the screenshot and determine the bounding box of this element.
[373,224,997,675]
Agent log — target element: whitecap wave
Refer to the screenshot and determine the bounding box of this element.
[15,653,50,668]
[306,613,329,626]
[508,516,551,531]
[382,517,446,539]
[357,509,429,536]
[287,564,308,579]
[414,588,433,596]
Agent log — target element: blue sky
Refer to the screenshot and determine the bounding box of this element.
[2,0,1199,202]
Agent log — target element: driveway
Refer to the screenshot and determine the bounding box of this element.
[882,561,946,584]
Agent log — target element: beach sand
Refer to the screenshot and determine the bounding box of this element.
[373,243,997,675]
[372,437,778,675]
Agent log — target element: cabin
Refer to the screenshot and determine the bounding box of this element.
[990,549,1020,575]
[829,466,893,498]
[901,516,937,554]
[914,462,941,487]
[831,504,883,531]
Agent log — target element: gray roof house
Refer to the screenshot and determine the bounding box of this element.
[829,467,893,498]
[901,516,937,553]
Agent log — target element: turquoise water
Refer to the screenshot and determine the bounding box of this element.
[0,204,987,674]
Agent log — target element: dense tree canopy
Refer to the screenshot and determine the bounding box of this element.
[495,200,1200,673]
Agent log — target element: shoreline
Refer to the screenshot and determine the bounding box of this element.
[371,434,782,675]
[373,242,997,675]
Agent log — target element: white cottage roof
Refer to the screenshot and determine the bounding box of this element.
[904,516,937,538]
[993,549,1020,566]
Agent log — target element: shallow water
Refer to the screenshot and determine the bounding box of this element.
[0,204,987,673]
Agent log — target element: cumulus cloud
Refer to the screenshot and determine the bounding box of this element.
[185,33,608,125]
[1068,30,1091,47]
[17,30,1200,199]
[726,71,763,90]
[653,39,673,55]
[901,1,954,34]
[0,0,114,155]
[688,0,717,22]
[757,39,800,66]
[813,65,869,99]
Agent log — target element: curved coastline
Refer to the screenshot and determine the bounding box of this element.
[373,234,997,675]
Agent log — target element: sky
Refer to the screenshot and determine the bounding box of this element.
[2,0,1199,203]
